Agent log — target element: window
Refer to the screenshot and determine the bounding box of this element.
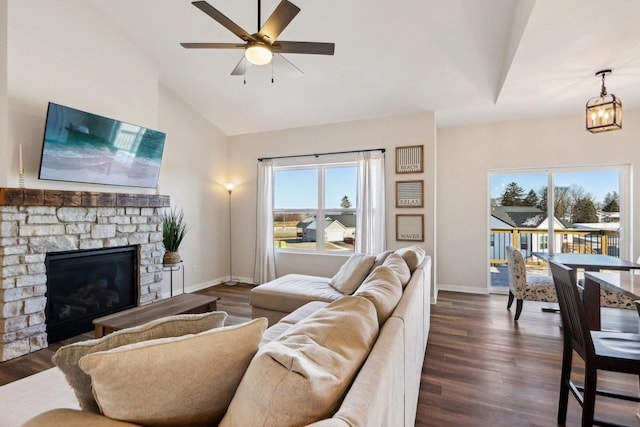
[540,235,548,250]
[489,165,629,290]
[273,163,357,252]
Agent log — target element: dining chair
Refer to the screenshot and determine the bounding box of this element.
[506,246,557,320]
[549,260,640,427]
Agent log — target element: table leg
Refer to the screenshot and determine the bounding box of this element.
[583,277,601,331]
[95,324,105,339]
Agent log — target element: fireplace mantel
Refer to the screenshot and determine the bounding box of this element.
[0,188,170,207]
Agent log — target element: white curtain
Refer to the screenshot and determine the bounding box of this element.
[253,159,277,284]
[355,151,386,254]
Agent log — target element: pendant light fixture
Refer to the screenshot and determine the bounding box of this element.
[586,69,622,133]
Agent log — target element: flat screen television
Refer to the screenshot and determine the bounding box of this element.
[39,102,166,188]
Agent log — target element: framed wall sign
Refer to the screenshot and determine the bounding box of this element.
[396,214,424,242]
[396,145,423,174]
[396,180,424,208]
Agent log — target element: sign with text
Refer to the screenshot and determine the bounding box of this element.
[396,145,423,174]
[396,180,424,208]
[396,214,424,242]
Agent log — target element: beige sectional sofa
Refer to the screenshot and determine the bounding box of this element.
[22,247,431,427]
[251,247,431,427]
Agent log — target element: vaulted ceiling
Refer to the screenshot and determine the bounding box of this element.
[87,0,640,135]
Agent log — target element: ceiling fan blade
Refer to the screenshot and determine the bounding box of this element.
[180,43,245,49]
[273,41,335,55]
[273,54,303,79]
[257,0,300,44]
[191,1,255,42]
[231,56,252,76]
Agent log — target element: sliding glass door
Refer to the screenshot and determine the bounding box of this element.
[489,166,628,292]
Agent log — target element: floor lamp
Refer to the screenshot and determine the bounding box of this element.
[224,183,238,286]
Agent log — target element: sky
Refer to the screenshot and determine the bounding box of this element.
[490,170,619,204]
[274,166,357,209]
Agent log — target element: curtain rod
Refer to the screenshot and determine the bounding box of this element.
[258,148,385,162]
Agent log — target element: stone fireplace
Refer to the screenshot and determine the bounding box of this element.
[0,188,170,361]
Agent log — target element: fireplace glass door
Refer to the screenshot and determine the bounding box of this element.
[45,246,138,342]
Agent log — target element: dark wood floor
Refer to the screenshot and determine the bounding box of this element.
[2,285,640,426]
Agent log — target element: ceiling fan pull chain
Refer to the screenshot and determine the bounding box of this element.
[272,61,275,84]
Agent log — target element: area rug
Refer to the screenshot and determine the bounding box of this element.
[0,368,79,427]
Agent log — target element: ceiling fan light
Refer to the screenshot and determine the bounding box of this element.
[245,43,273,65]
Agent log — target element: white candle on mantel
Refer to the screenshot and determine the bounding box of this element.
[19,144,23,172]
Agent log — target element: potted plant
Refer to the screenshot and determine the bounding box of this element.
[162,207,188,265]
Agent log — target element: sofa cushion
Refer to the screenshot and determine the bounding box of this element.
[278,301,330,325]
[382,252,411,288]
[371,249,394,269]
[52,311,227,413]
[261,301,330,346]
[329,253,376,294]
[220,296,379,427]
[395,245,426,272]
[22,408,142,427]
[250,274,343,314]
[78,318,267,427]
[355,266,403,325]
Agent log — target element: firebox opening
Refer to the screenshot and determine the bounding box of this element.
[45,245,138,342]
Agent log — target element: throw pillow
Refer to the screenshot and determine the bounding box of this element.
[355,266,403,325]
[395,245,426,272]
[79,318,268,427]
[220,296,379,427]
[382,252,412,288]
[53,311,227,413]
[329,253,376,294]
[371,249,394,269]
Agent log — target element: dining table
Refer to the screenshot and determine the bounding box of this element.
[532,252,640,330]
[532,252,640,272]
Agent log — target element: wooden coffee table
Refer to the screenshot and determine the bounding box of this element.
[93,293,220,338]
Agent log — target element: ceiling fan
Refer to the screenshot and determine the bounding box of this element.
[181,0,335,79]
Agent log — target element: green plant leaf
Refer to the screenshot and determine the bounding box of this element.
[162,207,188,252]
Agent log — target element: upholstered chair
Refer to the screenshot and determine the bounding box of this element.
[506,246,557,320]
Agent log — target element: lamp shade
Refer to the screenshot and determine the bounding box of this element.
[586,70,622,134]
[245,43,273,65]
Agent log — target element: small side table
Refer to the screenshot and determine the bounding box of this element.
[163,261,184,297]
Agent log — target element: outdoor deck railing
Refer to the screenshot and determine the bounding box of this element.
[490,228,620,265]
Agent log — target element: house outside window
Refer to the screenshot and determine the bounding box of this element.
[273,163,357,252]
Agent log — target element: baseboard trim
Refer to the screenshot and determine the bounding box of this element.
[437,283,489,295]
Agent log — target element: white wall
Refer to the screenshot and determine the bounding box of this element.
[0,0,8,186]
[437,110,640,293]
[229,113,437,289]
[157,85,229,294]
[7,0,158,191]
[4,0,231,292]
